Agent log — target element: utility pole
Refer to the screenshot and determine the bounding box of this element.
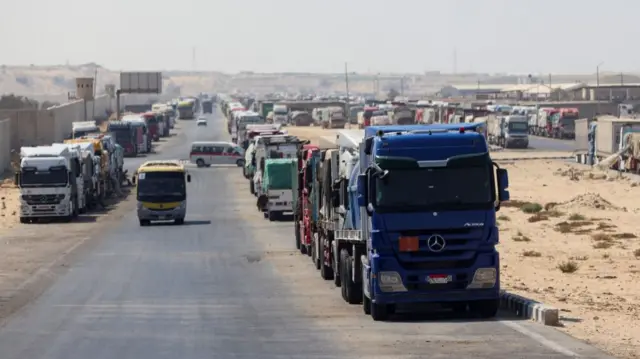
[453,47,457,74]
[621,72,624,85]
[400,77,404,96]
[344,62,350,125]
[548,73,553,100]
[92,68,98,118]
[192,47,196,74]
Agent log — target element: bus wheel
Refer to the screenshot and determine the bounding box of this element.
[196,159,205,168]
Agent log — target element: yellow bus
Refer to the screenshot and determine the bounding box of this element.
[133,160,191,226]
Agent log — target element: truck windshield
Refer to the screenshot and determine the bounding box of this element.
[508,122,528,132]
[20,167,68,187]
[375,166,493,211]
[110,129,132,145]
[137,171,186,202]
[274,111,288,115]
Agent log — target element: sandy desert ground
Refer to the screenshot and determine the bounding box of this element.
[286,126,640,359]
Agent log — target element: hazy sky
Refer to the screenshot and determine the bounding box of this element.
[1,0,638,74]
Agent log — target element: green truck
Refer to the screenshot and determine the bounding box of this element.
[257,158,297,221]
[259,101,275,119]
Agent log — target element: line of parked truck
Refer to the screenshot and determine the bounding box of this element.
[13,101,182,224]
[218,94,512,321]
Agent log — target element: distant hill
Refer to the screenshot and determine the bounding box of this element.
[1,64,636,99]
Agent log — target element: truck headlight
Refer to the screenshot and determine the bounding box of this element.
[466,268,497,289]
[378,271,407,292]
[379,271,401,284]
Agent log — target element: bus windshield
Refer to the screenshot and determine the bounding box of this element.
[137,171,186,202]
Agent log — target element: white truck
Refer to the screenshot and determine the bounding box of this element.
[234,111,265,144]
[485,115,529,148]
[252,135,305,199]
[16,144,82,222]
[71,121,100,139]
[272,104,289,125]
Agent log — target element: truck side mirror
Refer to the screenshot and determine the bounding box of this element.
[356,174,367,207]
[132,175,136,184]
[496,168,510,210]
[187,174,191,182]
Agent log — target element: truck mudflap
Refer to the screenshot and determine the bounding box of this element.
[368,251,500,305]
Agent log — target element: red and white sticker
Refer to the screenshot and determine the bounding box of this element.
[427,274,452,284]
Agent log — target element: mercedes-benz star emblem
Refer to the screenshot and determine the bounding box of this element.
[427,235,446,252]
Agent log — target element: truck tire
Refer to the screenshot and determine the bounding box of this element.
[174,218,185,225]
[19,217,28,224]
[268,211,277,221]
[371,302,390,321]
[469,299,499,318]
[139,219,150,226]
[319,235,334,280]
[312,233,321,270]
[363,295,371,315]
[340,249,362,304]
[294,216,301,250]
[345,253,362,304]
[249,181,255,195]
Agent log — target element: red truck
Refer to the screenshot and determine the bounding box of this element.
[142,111,161,141]
[294,144,319,256]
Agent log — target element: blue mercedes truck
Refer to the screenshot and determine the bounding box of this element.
[334,123,510,321]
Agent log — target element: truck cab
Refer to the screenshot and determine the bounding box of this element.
[107,121,137,157]
[339,124,510,321]
[252,135,306,200]
[16,144,82,222]
[273,104,289,125]
[70,121,100,139]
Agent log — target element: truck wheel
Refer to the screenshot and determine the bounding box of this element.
[249,181,255,195]
[340,250,348,301]
[174,218,185,225]
[19,217,28,224]
[294,217,301,250]
[139,219,150,226]
[344,252,362,304]
[371,302,390,321]
[363,295,371,315]
[196,159,205,168]
[312,233,320,269]
[268,211,277,221]
[469,299,499,319]
[319,236,334,280]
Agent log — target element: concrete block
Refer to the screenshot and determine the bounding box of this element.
[500,290,560,326]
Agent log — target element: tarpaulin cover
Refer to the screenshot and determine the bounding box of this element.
[262,158,296,191]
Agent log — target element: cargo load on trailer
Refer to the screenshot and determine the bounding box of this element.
[257,158,297,221]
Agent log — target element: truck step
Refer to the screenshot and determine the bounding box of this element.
[335,229,363,242]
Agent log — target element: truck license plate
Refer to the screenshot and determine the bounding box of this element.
[157,215,166,220]
[427,274,452,284]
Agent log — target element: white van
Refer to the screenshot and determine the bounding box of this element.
[189,141,245,167]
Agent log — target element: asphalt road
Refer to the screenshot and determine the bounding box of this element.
[0,110,615,359]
